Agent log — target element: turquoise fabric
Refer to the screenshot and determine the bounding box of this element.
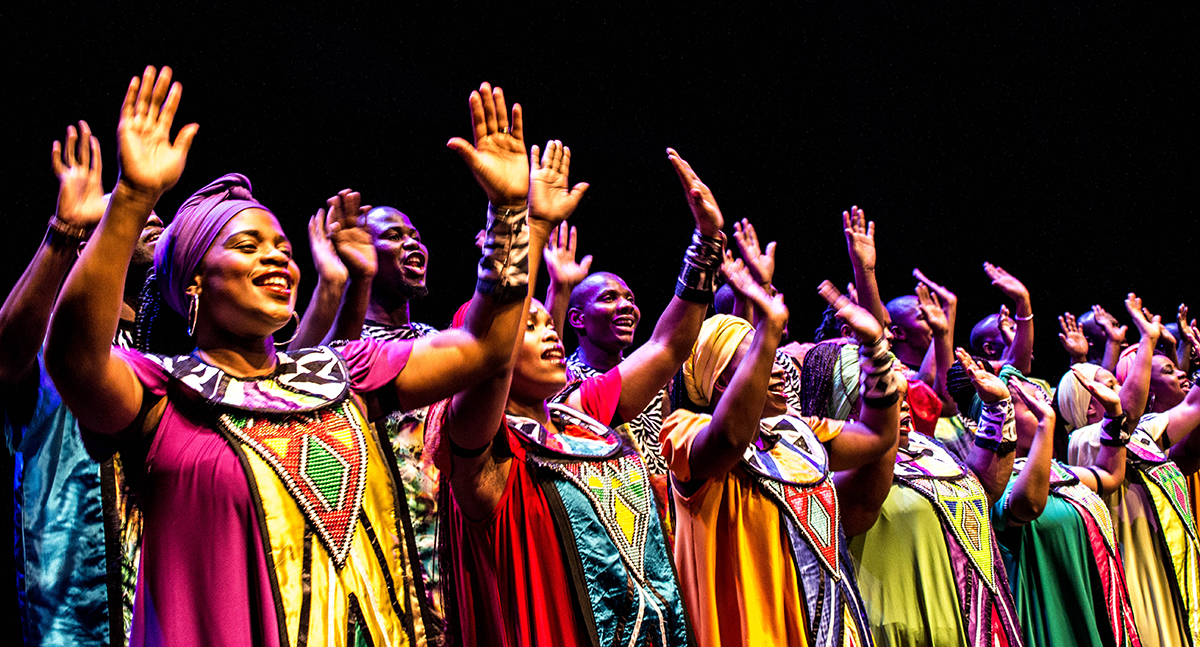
[549,472,690,646]
[7,353,110,645]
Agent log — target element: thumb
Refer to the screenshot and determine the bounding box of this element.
[580,255,593,273]
[447,138,479,167]
[570,182,590,200]
[174,123,200,154]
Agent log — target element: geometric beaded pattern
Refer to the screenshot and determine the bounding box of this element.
[147,346,350,413]
[1045,460,1119,555]
[219,400,369,567]
[1143,461,1200,545]
[509,403,622,460]
[896,434,999,592]
[757,477,842,579]
[540,451,656,578]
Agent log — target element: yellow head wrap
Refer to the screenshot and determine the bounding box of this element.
[683,314,755,407]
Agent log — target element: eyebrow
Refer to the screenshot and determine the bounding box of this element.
[224,229,290,246]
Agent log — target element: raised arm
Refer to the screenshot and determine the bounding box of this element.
[1066,367,1127,494]
[844,206,887,327]
[1093,304,1128,373]
[290,190,376,349]
[680,265,787,483]
[0,121,107,388]
[543,221,591,337]
[984,262,1033,374]
[914,268,959,414]
[1119,293,1160,424]
[46,65,197,437]
[958,349,1016,505]
[1176,304,1198,375]
[569,148,722,422]
[1003,380,1056,524]
[384,83,546,412]
[1166,383,1200,475]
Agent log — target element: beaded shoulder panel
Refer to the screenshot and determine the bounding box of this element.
[508,403,622,459]
[143,346,349,413]
[742,414,829,487]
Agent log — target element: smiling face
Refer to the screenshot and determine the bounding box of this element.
[190,208,300,341]
[709,332,789,418]
[366,207,429,304]
[568,273,640,354]
[511,300,568,401]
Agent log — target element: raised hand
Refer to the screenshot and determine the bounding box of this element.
[117,66,198,199]
[1071,366,1123,417]
[1058,312,1090,361]
[308,209,348,287]
[544,222,592,287]
[1092,304,1128,344]
[446,82,528,208]
[913,267,958,320]
[51,121,107,231]
[667,148,723,237]
[529,140,589,229]
[818,280,883,345]
[843,206,876,272]
[916,284,950,336]
[1179,304,1199,348]
[1125,293,1162,343]
[732,218,776,286]
[325,189,376,281]
[956,348,1010,403]
[1011,378,1054,421]
[727,259,787,333]
[983,262,1030,303]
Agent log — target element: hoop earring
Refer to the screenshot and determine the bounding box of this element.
[187,293,199,337]
[274,312,300,348]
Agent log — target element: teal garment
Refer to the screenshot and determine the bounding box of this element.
[993,479,1118,647]
[7,352,110,646]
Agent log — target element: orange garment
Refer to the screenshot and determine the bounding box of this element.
[660,410,844,647]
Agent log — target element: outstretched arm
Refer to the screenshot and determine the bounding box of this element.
[1003,380,1056,524]
[1119,293,1161,424]
[844,206,887,327]
[1066,367,1127,494]
[46,66,198,437]
[679,265,786,483]
[914,268,959,414]
[1167,383,1200,475]
[0,121,108,388]
[544,221,591,337]
[985,262,1033,374]
[290,190,376,349]
[568,148,721,422]
[958,349,1016,505]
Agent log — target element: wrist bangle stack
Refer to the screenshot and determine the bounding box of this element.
[974,398,1017,456]
[47,215,90,243]
[675,230,724,303]
[1100,413,1130,447]
[476,204,530,304]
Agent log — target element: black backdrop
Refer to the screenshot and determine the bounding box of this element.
[1,1,1197,640]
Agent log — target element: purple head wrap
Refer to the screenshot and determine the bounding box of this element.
[154,173,275,316]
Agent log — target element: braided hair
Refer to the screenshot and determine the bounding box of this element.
[133,271,193,355]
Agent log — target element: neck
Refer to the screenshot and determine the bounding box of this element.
[892,342,926,368]
[365,298,411,328]
[194,334,279,378]
[120,266,149,323]
[576,338,624,372]
[505,395,553,427]
[1151,391,1182,413]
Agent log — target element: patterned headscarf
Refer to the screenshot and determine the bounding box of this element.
[1057,363,1101,431]
[682,315,755,408]
[154,173,275,316]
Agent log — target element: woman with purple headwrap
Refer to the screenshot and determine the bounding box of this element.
[45,66,536,647]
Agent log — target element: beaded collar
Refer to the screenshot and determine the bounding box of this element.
[742,414,829,486]
[508,402,622,459]
[144,346,349,413]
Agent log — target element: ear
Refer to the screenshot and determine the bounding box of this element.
[981,341,1000,359]
[567,307,585,333]
[186,274,203,297]
[889,324,906,342]
[840,322,854,340]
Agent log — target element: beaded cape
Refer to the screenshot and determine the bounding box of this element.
[741,414,872,647]
[508,401,691,647]
[893,433,1022,647]
[140,346,429,646]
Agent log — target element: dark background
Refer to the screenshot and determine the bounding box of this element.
[3,2,1197,375]
[0,2,1196,641]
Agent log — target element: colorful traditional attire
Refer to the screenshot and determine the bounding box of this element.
[993,457,1141,646]
[662,410,872,647]
[850,432,1023,647]
[1071,414,1200,647]
[111,340,431,646]
[360,319,444,628]
[435,368,690,647]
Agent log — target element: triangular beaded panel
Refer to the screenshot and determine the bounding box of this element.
[1047,461,1118,555]
[903,471,998,591]
[758,478,842,579]
[1142,462,1200,545]
[540,452,655,578]
[219,401,368,567]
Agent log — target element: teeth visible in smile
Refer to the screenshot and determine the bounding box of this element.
[614,317,634,327]
[261,276,290,289]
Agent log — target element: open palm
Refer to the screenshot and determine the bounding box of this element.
[117,66,198,197]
